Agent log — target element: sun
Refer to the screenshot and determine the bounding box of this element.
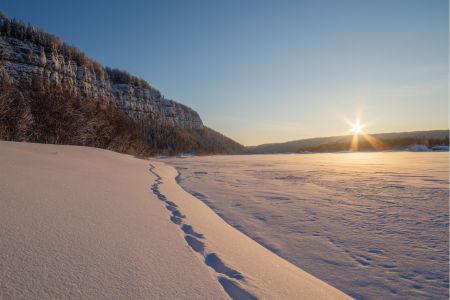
[351,122,362,135]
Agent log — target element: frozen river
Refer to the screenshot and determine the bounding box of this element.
[163,152,449,300]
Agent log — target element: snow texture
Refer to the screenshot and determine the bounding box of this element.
[151,160,350,299]
[0,141,226,299]
[164,152,449,300]
[0,142,349,300]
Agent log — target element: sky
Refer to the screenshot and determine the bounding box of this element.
[2,0,448,145]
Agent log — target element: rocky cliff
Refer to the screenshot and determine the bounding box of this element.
[0,14,243,155]
[0,35,203,130]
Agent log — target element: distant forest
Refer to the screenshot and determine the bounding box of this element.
[297,135,449,153]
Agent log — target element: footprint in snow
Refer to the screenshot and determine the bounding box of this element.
[181,224,204,239]
[218,277,257,300]
[205,253,244,280]
[170,216,183,225]
[172,209,186,219]
[185,235,205,254]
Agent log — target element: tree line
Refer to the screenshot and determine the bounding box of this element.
[297,135,449,153]
[0,72,242,156]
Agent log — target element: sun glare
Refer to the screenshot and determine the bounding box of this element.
[351,123,362,135]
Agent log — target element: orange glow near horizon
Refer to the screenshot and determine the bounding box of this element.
[350,134,359,151]
[361,133,385,151]
[349,120,363,151]
[347,120,385,151]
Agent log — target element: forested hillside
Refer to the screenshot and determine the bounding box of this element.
[0,12,243,155]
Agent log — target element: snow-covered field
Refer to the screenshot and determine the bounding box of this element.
[163,153,449,300]
[0,142,349,300]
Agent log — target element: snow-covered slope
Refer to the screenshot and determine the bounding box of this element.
[0,141,226,299]
[0,141,350,299]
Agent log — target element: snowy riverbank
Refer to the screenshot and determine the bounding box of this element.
[0,141,348,299]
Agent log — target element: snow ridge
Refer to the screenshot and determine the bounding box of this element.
[148,164,257,300]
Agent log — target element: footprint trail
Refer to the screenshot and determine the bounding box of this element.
[149,164,257,300]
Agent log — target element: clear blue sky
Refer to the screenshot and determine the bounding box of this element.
[2,0,448,145]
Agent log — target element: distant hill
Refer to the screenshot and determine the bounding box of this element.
[246,130,449,154]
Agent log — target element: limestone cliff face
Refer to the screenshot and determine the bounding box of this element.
[0,36,203,130]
